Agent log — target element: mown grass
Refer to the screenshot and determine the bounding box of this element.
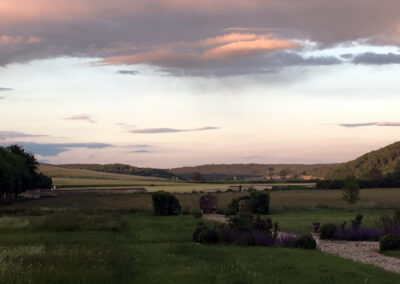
[0,212,399,283]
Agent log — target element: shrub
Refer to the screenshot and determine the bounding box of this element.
[342,176,360,205]
[351,214,363,230]
[198,228,219,244]
[295,234,316,249]
[194,211,202,218]
[248,192,270,214]
[193,222,207,242]
[152,191,181,215]
[227,198,239,215]
[379,210,400,233]
[320,224,337,239]
[380,235,400,251]
[332,227,384,241]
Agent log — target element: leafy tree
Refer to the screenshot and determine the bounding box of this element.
[342,175,360,204]
[0,145,52,202]
[191,172,204,182]
[249,192,270,214]
[152,191,181,215]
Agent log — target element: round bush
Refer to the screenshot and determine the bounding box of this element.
[193,222,207,242]
[380,234,400,251]
[320,223,337,239]
[152,191,181,216]
[198,229,219,244]
[249,192,270,214]
[295,234,316,249]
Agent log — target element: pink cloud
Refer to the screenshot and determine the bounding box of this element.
[0,35,23,46]
[202,38,300,61]
[100,49,174,65]
[196,33,261,47]
[98,33,298,67]
[0,35,42,46]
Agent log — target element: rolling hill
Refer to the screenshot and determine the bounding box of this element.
[325,141,400,179]
[59,163,176,179]
[169,163,338,181]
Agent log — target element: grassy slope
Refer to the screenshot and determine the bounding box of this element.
[0,212,398,283]
[170,163,338,178]
[326,141,400,179]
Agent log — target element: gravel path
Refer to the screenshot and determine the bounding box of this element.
[202,213,228,223]
[319,240,400,274]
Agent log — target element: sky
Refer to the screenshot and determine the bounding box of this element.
[1,0,400,168]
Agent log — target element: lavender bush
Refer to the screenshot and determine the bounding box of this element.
[332,227,384,241]
[193,214,300,248]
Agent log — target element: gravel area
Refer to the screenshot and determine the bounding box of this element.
[202,213,228,223]
[319,240,400,274]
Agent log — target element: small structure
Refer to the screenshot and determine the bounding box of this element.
[227,185,272,192]
[199,194,217,214]
[20,189,41,199]
[227,185,242,192]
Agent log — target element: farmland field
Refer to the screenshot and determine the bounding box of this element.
[40,164,314,192]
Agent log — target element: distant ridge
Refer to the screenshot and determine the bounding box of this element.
[325,141,400,179]
[60,163,176,179]
[169,163,338,181]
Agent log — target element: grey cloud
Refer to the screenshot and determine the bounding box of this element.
[130,126,219,134]
[0,142,113,156]
[131,149,151,153]
[1,0,400,75]
[64,114,96,123]
[340,53,354,59]
[0,131,47,140]
[0,96,4,100]
[132,144,153,148]
[352,52,400,65]
[117,70,139,75]
[159,52,342,76]
[339,122,400,128]
[0,88,12,91]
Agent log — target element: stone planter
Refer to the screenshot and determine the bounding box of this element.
[312,232,321,247]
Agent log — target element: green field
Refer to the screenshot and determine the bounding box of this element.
[2,189,400,233]
[0,209,399,283]
[3,169,400,282]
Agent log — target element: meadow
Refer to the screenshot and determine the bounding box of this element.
[1,209,399,283]
[1,164,398,282]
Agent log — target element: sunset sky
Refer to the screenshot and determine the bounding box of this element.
[1,0,400,168]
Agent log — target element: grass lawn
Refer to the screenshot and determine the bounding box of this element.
[0,211,399,283]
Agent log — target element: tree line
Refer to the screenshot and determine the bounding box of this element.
[317,166,400,190]
[0,145,52,201]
